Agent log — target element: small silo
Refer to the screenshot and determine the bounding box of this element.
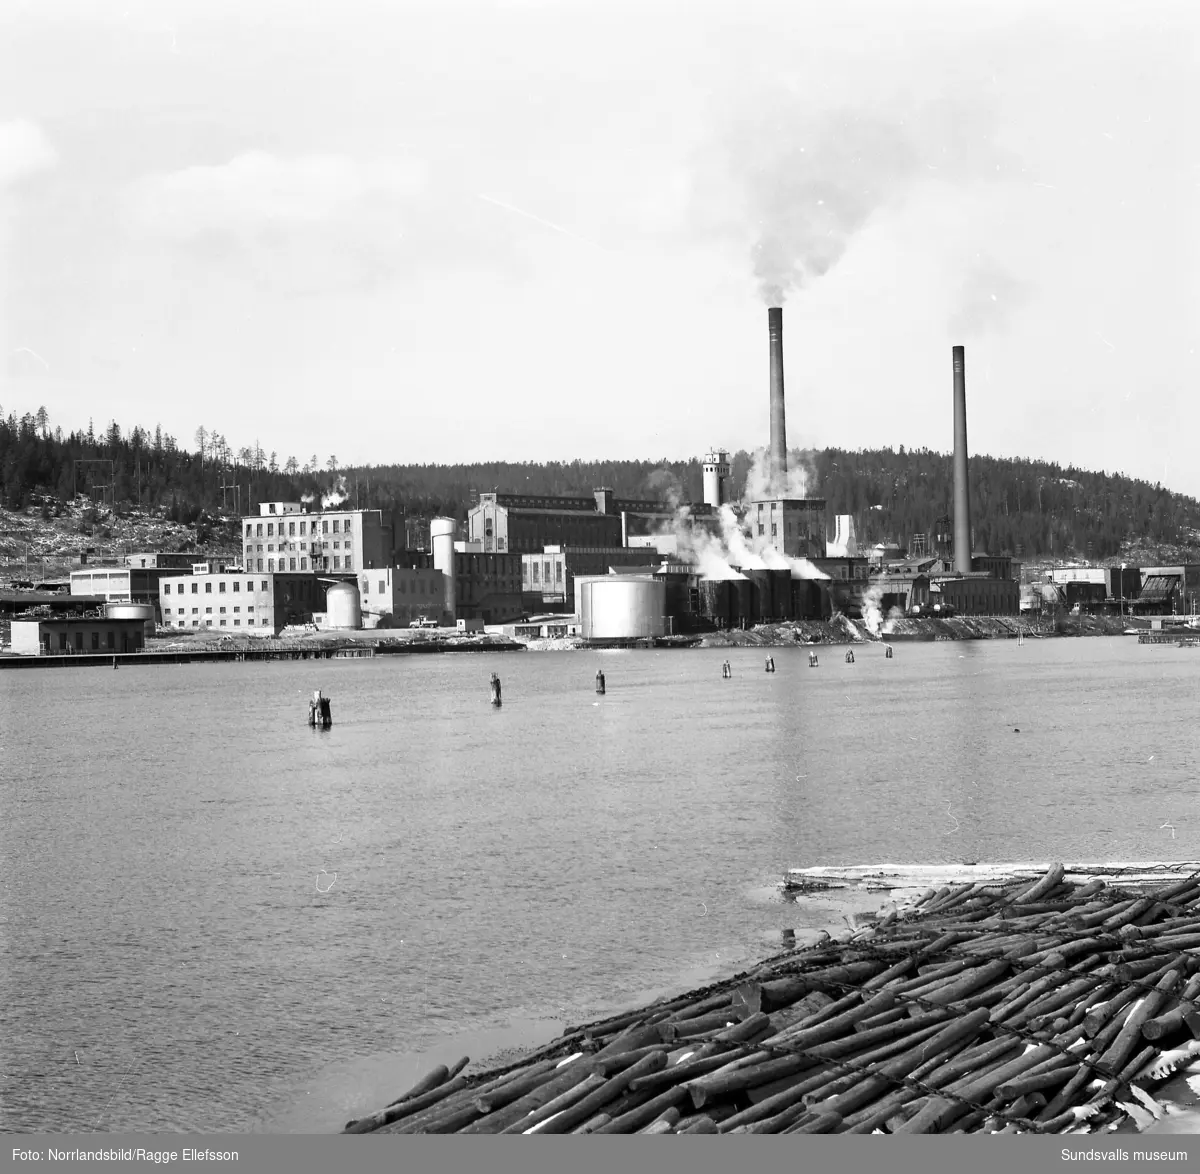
[105,601,156,639]
[699,579,732,627]
[325,581,362,629]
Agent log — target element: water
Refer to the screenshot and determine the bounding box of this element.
[2,638,1199,1133]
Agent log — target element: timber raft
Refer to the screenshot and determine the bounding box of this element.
[344,863,1200,1136]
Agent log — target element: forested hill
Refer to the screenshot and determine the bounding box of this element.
[1,406,1198,561]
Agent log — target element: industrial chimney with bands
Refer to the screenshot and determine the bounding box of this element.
[952,345,972,575]
[768,307,787,496]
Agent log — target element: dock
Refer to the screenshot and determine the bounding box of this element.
[0,639,526,669]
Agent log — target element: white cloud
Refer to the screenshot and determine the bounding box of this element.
[0,119,56,188]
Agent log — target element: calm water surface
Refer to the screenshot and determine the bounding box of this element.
[3,638,1199,1132]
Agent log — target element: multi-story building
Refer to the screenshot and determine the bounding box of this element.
[520,546,665,612]
[159,570,321,635]
[453,550,524,623]
[69,567,180,618]
[746,498,827,559]
[240,503,393,574]
[468,488,711,554]
[357,567,446,628]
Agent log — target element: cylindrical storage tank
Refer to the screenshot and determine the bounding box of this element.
[730,577,754,627]
[699,579,732,626]
[325,581,362,629]
[579,575,665,641]
[105,601,156,638]
[430,517,456,622]
[746,569,773,621]
[769,569,793,621]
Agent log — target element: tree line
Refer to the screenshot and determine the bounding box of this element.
[1,405,1196,560]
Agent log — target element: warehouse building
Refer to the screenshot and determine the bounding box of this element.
[931,573,1020,616]
[11,616,148,656]
[159,570,321,635]
[520,546,666,613]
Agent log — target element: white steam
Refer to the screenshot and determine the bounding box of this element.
[322,475,349,509]
[742,447,812,502]
[860,579,903,637]
[708,91,1017,304]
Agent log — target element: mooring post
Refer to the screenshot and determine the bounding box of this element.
[596,670,606,695]
[491,673,502,707]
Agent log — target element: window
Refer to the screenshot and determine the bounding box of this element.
[205,607,212,614]
[289,559,296,571]
[772,525,777,537]
[758,524,764,536]
[379,581,385,594]
[256,523,263,537]
[333,540,340,549]
[192,620,199,627]
[245,524,253,537]
[344,539,352,548]
[205,582,212,593]
[344,555,353,569]
[256,544,263,552]
[333,519,340,532]
[192,607,198,614]
[267,523,275,536]
[246,581,253,591]
[268,559,275,572]
[300,521,307,535]
[400,580,407,595]
[300,558,308,570]
[91,631,100,650]
[248,606,255,613]
[191,583,198,594]
[289,522,296,536]
[220,619,227,626]
[206,619,213,627]
[261,581,267,591]
[322,521,329,534]
[219,581,226,593]
[333,557,341,569]
[164,584,171,594]
[232,581,239,593]
[219,606,226,614]
[234,606,240,613]
[107,631,115,649]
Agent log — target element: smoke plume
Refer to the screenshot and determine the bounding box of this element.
[707,91,1015,304]
[859,579,904,637]
[741,447,813,502]
[947,257,1032,339]
[321,475,349,509]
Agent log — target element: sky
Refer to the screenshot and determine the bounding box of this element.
[0,0,1196,495]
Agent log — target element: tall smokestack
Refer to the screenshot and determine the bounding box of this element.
[952,345,972,575]
[768,306,787,496]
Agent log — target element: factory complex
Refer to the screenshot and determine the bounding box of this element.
[5,308,1194,655]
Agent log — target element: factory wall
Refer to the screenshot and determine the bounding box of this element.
[358,567,446,628]
[747,499,826,559]
[452,551,524,623]
[932,576,1020,616]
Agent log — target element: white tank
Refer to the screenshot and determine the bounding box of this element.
[578,575,666,641]
[105,601,156,638]
[325,581,362,629]
[430,517,456,622]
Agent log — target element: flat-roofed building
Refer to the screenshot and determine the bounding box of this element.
[358,567,446,628]
[11,617,148,656]
[241,503,394,575]
[159,571,321,635]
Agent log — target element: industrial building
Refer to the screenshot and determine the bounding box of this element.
[11,616,148,655]
[241,502,393,573]
[1135,565,1200,615]
[124,552,204,569]
[468,488,713,554]
[357,567,446,628]
[158,569,322,635]
[931,573,1020,616]
[69,566,179,617]
[520,546,666,613]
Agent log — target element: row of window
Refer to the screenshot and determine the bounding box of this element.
[165,580,269,594]
[246,519,353,538]
[165,606,256,614]
[175,618,271,627]
[361,579,433,596]
[245,540,351,553]
[48,630,143,651]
